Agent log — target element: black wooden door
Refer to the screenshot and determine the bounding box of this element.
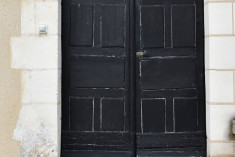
[62,0,132,156]
[135,0,206,156]
[62,0,206,156]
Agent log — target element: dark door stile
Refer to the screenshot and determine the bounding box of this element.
[61,0,206,156]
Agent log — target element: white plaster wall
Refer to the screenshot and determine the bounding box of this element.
[205,0,235,156]
[11,0,61,156]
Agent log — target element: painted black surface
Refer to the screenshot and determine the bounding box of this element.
[136,132,206,148]
[62,132,130,151]
[70,97,94,131]
[135,0,206,155]
[62,0,206,156]
[70,56,125,88]
[174,97,198,132]
[141,99,166,133]
[141,58,196,89]
[101,98,125,131]
[101,5,125,47]
[62,151,131,157]
[137,148,206,157]
[70,4,93,46]
[62,0,131,155]
[141,6,164,48]
[172,5,196,47]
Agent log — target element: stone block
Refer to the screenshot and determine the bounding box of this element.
[11,36,60,70]
[207,105,235,141]
[207,37,235,69]
[207,141,234,156]
[206,71,234,103]
[206,3,233,35]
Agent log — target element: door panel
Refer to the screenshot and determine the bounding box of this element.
[140,58,196,89]
[101,5,126,47]
[135,0,206,154]
[141,6,165,48]
[172,5,196,47]
[174,97,198,132]
[70,97,94,131]
[70,4,93,46]
[70,57,125,88]
[101,98,125,131]
[141,98,166,133]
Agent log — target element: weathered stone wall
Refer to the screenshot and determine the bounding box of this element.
[205,0,235,156]
[0,0,21,156]
[11,0,61,156]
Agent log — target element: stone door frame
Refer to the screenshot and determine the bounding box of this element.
[10,0,235,156]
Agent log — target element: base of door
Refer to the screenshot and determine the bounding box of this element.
[137,148,206,157]
[61,149,206,157]
[61,150,132,157]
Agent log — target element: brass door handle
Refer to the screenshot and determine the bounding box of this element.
[136,51,146,57]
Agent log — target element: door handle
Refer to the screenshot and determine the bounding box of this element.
[136,51,146,57]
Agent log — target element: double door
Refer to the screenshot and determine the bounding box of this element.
[62,0,206,156]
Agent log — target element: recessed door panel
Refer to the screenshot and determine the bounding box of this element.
[172,5,196,47]
[141,58,196,90]
[70,97,94,131]
[70,57,125,88]
[141,6,165,48]
[101,5,126,47]
[70,4,93,46]
[174,97,198,132]
[141,98,166,133]
[101,98,125,131]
